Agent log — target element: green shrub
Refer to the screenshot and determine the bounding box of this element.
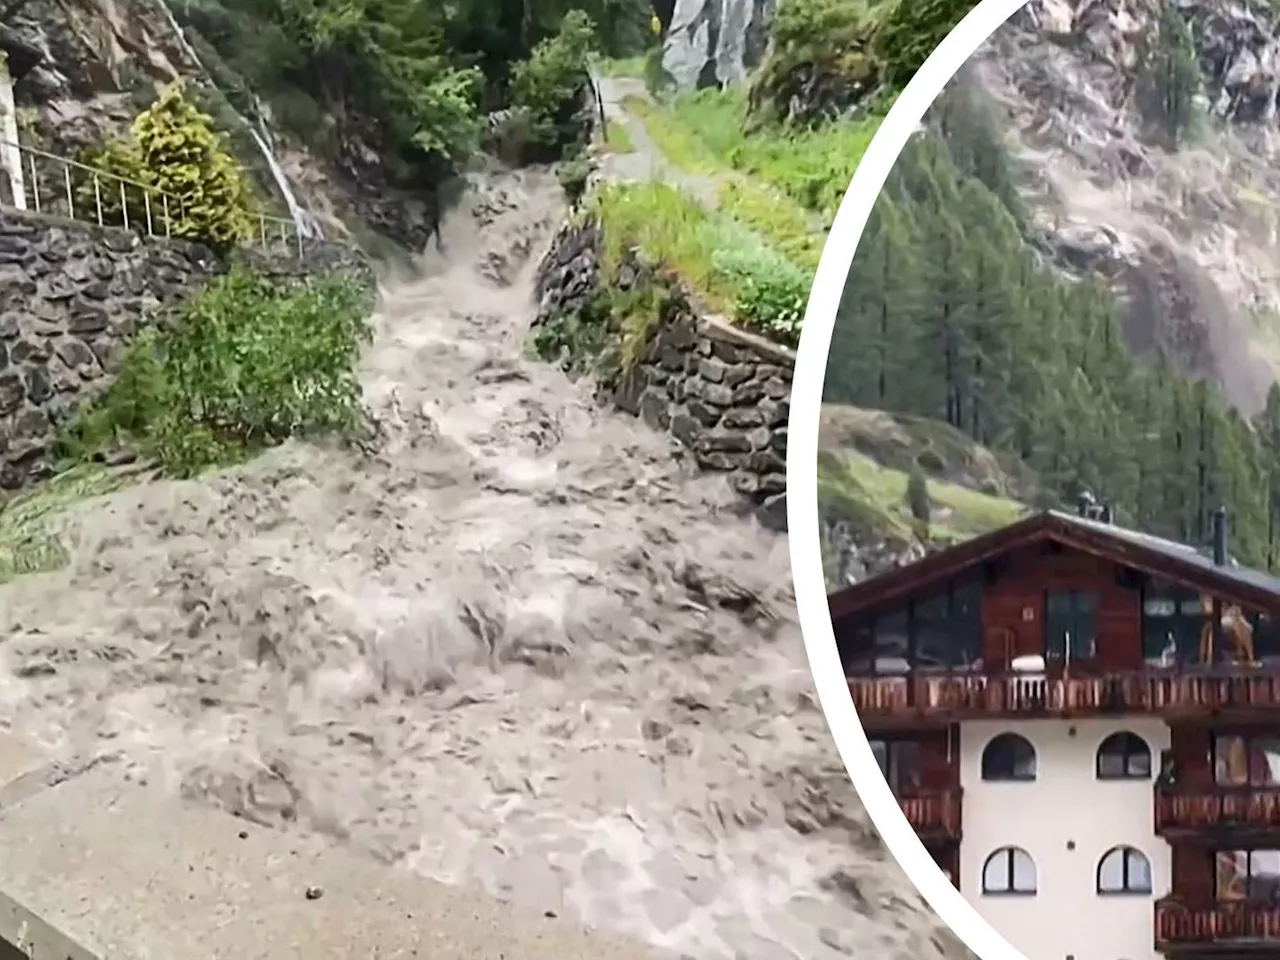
[62,268,372,477]
[79,83,257,247]
[874,0,975,90]
[711,242,809,345]
[906,462,932,536]
[557,154,593,209]
[76,136,152,228]
[749,0,880,126]
[132,83,257,246]
[511,10,598,161]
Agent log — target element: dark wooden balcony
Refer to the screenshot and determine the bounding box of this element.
[848,669,1280,727]
[1155,786,1280,841]
[898,788,962,843]
[1156,898,1280,954]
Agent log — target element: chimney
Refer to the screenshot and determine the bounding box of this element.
[1212,506,1228,565]
[1077,491,1096,517]
[1100,504,1114,524]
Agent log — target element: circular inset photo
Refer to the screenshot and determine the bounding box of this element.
[789,1,1280,960]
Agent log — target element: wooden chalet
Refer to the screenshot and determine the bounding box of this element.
[828,504,1280,957]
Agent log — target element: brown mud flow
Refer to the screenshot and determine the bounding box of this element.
[0,169,967,960]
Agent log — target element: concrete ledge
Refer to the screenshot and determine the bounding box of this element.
[0,766,662,960]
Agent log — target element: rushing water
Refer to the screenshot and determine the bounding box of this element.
[0,171,968,960]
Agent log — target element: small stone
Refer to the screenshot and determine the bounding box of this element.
[641,718,671,740]
[304,885,323,901]
[697,357,726,382]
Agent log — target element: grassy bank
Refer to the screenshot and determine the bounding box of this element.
[590,81,885,348]
[627,87,883,223]
[0,465,127,583]
[593,181,811,345]
[817,404,1030,548]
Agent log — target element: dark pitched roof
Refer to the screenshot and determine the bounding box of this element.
[827,510,1280,621]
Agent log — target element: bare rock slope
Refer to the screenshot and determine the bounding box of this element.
[0,169,970,960]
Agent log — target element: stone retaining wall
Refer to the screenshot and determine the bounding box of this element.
[535,217,791,531]
[0,207,370,488]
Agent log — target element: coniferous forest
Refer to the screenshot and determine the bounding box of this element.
[825,82,1280,572]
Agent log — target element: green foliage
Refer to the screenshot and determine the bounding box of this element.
[873,0,975,90]
[711,242,809,343]
[63,269,372,477]
[643,46,675,97]
[653,86,881,223]
[749,0,880,126]
[131,83,258,245]
[0,466,126,584]
[81,83,257,247]
[529,287,618,376]
[511,10,598,161]
[557,154,593,209]
[906,462,932,532]
[1135,0,1203,148]
[593,182,806,346]
[826,91,1280,570]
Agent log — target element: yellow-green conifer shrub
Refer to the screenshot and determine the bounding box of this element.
[129,82,256,246]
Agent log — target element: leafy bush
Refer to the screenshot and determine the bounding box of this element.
[594,183,808,345]
[874,0,975,90]
[132,83,258,245]
[511,11,599,161]
[749,0,880,126]
[711,242,809,345]
[80,83,257,247]
[62,269,372,477]
[557,154,593,209]
[906,462,932,536]
[1135,0,1203,147]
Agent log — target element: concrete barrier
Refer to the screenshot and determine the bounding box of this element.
[0,733,662,960]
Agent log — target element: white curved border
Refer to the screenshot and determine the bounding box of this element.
[786,1,1033,959]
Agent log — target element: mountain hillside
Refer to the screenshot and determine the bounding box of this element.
[826,0,1280,574]
[818,404,1031,585]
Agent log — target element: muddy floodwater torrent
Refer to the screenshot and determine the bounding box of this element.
[0,171,960,960]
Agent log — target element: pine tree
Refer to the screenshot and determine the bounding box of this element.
[1134,0,1203,148]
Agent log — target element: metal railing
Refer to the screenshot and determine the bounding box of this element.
[0,137,306,254]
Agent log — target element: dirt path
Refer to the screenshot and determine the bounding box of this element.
[0,170,965,960]
[593,74,722,208]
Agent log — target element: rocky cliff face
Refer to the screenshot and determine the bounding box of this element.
[974,0,1280,410]
[662,0,774,89]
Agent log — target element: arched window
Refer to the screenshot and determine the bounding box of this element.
[1096,732,1153,780]
[982,846,1037,895]
[1097,846,1153,895]
[981,733,1037,781]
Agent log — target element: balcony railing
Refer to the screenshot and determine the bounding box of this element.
[848,669,1280,723]
[1156,898,1280,948]
[898,788,962,842]
[1155,785,1280,836]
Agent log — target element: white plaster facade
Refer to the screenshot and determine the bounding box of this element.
[959,718,1171,960]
